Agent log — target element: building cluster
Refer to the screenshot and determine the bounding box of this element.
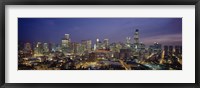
[18,29,182,70]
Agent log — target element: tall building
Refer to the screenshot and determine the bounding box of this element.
[139,43,145,50]
[94,44,97,51]
[96,38,100,49]
[153,42,162,53]
[43,43,49,53]
[74,43,81,55]
[81,40,87,52]
[133,29,140,58]
[86,40,92,51]
[126,37,131,48]
[134,29,139,49]
[65,34,70,40]
[62,34,70,48]
[23,42,32,57]
[51,43,56,52]
[34,42,43,56]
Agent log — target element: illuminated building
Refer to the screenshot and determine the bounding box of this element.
[34,42,43,56]
[23,42,32,57]
[96,38,100,49]
[86,40,92,52]
[70,42,75,53]
[133,29,140,58]
[153,42,162,53]
[139,43,146,60]
[94,44,97,51]
[62,34,70,48]
[62,39,70,48]
[116,43,122,52]
[74,43,81,55]
[43,43,49,53]
[65,34,70,40]
[81,40,87,50]
[126,37,131,48]
[56,44,62,52]
[103,38,109,49]
[139,43,145,50]
[134,29,139,49]
[51,43,56,52]
[95,49,111,59]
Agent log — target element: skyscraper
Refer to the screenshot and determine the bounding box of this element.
[126,37,131,48]
[34,42,43,56]
[86,40,92,51]
[23,42,32,57]
[96,38,101,49]
[103,38,109,49]
[81,40,87,52]
[65,34,70,40]
[43,43,49,53]
[62,34,70,48]
[134,29,139,49]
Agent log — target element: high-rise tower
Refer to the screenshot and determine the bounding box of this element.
[126,37,131,48]
[134,29,139,49]
[65,34,70,40]
[62,34,70,48]
[103,39,109,49]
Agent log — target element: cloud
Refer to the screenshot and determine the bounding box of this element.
[141,33,182,46]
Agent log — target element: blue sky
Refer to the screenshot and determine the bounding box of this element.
[18,18,182,46]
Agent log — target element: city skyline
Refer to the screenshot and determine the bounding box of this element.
[18,18,182,70]
[18,18,182,46]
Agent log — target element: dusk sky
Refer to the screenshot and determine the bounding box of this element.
[18,18,182,46]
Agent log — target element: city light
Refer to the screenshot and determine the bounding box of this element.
[18,18,182,70]
[18,29,182,70]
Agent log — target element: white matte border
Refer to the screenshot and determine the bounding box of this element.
[5,5,195,83]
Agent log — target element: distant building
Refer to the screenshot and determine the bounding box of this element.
[34,42,43,56]
[86,40,92,52]
[23,42,32,57]
[126,37,131,48]
[65,34,70,40]
[96,38,100,49]
[62,34,70,48]
[103,39,109,49]
[134,29,139,49]
[81,40,87,52]
[74,43,81,55]
[43,43,49,53]
[148,42,162,54]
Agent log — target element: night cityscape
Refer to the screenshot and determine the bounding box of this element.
[18,18,182,70]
